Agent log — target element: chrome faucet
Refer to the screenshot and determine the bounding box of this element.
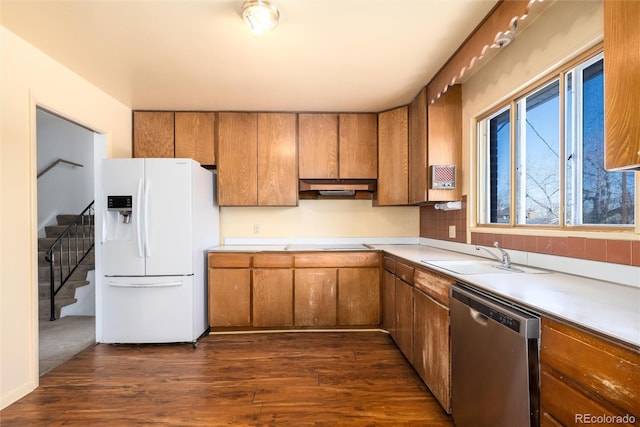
[476,241,512,269]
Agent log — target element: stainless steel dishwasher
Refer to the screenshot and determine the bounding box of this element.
[450,283,540,427]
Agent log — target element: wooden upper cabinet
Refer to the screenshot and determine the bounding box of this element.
[174,112,215,166]
[377,106,409,205]
[257,113,298,206]
[133,111,174,158]
[339,113,378,179]
[298,113,338,179]
[408,88,428,204]
[427,84,462,201]
[604,0,640,170]
[216,112,258,206]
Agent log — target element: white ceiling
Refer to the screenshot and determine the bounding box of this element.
[1,0,498,112]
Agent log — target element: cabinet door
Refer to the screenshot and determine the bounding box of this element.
[414,289,451,413]
[216,112,258,206]
[175,112,215,166]
[338,267,380,326]
[133,111,174,158]
[294,268,337,326]
[253,268,294,327]
[427,85,462,201]
[378,106,409,205]
[257,113,298,206]
[299,113,338,179]
[408,88,428,204]
[208,268,251,327]
[604,0,640,170]
[382,269,396,336]
[395,278,413,363]
[339,113,377,179]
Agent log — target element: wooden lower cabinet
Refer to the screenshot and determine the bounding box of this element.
[208,268,251,327]
[540,317,640,426]
[253,268,294,327]
[414,288,451,413]
[294,268,337,326]
[395,278,414,364]
[208,251,381,330]
[338,267,380,325]
[382,270,396,335]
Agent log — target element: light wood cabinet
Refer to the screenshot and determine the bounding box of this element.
[208,251,381,330]
[133,111,175,158]
[412,267,453,414]
[208,253,252,327]
[298,113,339,179]
[298,113,377,180]
[377,106,409,205]
[394,277,413,363]
[294,269,337,326]
[174,112,215,166]
[253,268,294,327]
[216,112,258,206]
[382,256,397,336]
[257,113,298,206]
[408,88,428,204]
[216,112,297,206]
[604,0,640,170]
[339,113,378,179]
[540,317,640,426]
[338,267,380,325]
[427,84,462,201]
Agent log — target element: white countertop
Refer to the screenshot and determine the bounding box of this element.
[209,242,640,348]
[374,244,640,348]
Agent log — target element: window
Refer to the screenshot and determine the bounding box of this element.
[478,51,635,227]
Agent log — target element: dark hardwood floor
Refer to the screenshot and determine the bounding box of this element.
[1,331,453,426]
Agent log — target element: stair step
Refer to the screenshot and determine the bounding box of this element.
[39,297,78,320]
[44,224,94,239]
[39,280,89,299]
[38,249,94,264]
[38,264,93,283]
[57,214,94,226]
[38,237,94,251]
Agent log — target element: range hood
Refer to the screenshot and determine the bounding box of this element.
[299,179,377,197]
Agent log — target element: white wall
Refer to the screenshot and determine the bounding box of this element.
[37,109,96,236]
[0,26,131,409]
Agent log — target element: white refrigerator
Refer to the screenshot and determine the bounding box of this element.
[99,158,218,344]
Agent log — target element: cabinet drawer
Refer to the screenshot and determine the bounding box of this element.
[253,253,293,268]
[383,255,396,273]
[395,261,414,284]
[540,367,634,426]
[541,318,640,419]
[208,253,252,268]
[413,268,453,307]
[295,251,380,268]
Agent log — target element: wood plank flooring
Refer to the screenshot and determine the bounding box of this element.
[1,331,453,426]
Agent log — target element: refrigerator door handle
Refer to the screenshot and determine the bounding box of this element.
[144,179,151,257]
[136,179,144,258]
[107,280,183,288]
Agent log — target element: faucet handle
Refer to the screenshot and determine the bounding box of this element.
[493,241,500,248]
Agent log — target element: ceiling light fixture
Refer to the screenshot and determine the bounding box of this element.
[242,0,280,34]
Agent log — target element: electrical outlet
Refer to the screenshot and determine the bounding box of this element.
[253,224,260,234]
[448,225,456,239]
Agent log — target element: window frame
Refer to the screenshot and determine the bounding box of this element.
[475,44,635,231]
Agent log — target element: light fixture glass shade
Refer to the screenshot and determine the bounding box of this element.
[242,0,279,34]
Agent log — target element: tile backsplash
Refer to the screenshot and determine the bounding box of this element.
[420,196,639,267]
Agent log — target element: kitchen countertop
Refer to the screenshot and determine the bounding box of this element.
[209,243,640,348]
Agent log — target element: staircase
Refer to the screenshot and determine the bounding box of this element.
[38,214,95,321]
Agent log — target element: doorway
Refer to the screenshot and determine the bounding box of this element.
[36,107,104,375]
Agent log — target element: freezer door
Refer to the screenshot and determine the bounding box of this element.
[101,276,198,343]
[144,159,194,275]
[101,159,146,276]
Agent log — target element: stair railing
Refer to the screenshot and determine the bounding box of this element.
[45,201,95,321]
[37,158,84,179]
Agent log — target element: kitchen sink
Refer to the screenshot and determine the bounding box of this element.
[420,259,550,275]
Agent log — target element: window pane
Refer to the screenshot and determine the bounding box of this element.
[577,58,635,225]
[479,108,510,224]
[516,81,561,225]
